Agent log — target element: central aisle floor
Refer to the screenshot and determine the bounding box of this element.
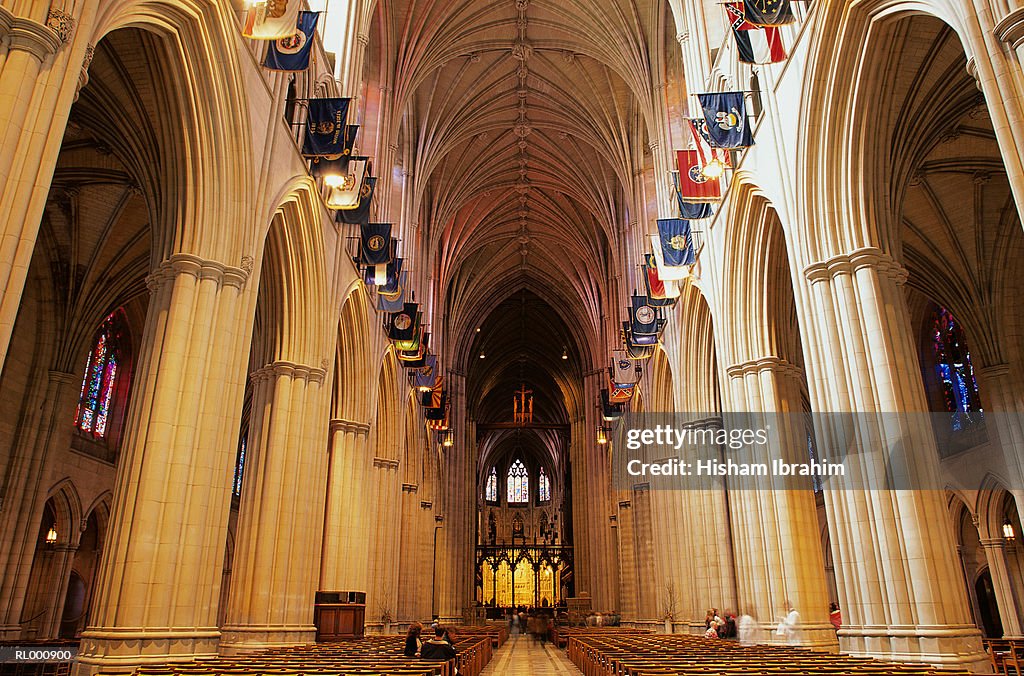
[479,634,583,675]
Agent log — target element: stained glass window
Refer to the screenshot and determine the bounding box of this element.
[485,467,498,502]
[233,435,247,497]
[507,458,528,503]
[75,314,122,439]
[538,467,551,502]
[933,307,983,431]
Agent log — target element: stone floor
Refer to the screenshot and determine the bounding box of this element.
[479,633,582,675]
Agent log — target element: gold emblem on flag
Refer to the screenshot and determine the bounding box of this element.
[368,235,385,251]
[669,234,688,250]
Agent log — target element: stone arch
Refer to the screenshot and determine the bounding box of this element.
[87,0,257,262]
[336,284,375,424]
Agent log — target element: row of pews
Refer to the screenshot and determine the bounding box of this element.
[985,638,1024,675]
[566,630,973,676]
[132,632,494,676]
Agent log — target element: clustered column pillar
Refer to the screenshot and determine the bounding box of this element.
[320,419,372,598]
[724,358,836,649]
[436,372,474,621]
[220,361,330,653]
[979,537,1024,637]
[803,247,987,670]
[75,255,251,675]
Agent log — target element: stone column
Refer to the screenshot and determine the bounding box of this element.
[435,372,474,621]
[980,538,1024,637]
[0,370,79,639]
[724,358,837,649]
[366,456,401,629]
[0,5,85,376]
[616,497,638,620]
[803,248,987,670]
[220,361,330,653]
[974,364,1024,525]
[75,255,252,675]
[320,419,372,600]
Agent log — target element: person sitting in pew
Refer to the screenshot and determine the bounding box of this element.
[420,625,458,662]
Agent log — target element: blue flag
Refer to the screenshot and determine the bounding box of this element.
[360,223,392,266]
[302,98,351,157]
[630,296,660,336]
[377,272,406,311]
[337,176,376,226]
[676,191,713,219]
[697,92,753,148]
[263,11,319,71]
[380,257,404,293]
[742,0,794,25]
[414,355,438,390]
[657,218,696,267]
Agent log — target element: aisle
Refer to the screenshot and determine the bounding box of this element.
[479,634,582,675]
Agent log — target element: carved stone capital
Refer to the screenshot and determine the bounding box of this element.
[726,356,803,381]
[804,247,907,286]
[46,8,75,44]
[8,17,62,60]
[329,418,371,435]
[146,253,250,293]
[251,361,327,385]
[996,8,1024,50]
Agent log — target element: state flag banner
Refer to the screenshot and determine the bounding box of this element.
[644,254,679,306]
[414,355,438,390]
[377,284,405,312]
[263,11,318,71]
[388,304,419,341]
[727,3,786,63]
[649,235,687,282]
[676,191,713,219]
[630,295,660,336]
[360,223,392,266]
[742,0,794,26]
[608,383,636,403]
[394,322,423,352]
[381,257,403,293]
[326,158,371,210]
[658,218,696,268]
[337,176,376,226]
[676,149,723,201]
[697,92,754,149]
[601,389,625,420]
[302,98,352,157]
[243,0,301,40]
[610,351,640,386]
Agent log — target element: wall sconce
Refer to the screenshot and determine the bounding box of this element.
[1004,518,1016,541]
[45,525,57,545]
[596,427,609,445]
[440,430,454,448]
[561,347,568,360]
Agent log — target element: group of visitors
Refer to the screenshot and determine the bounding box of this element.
[509,606,558,643]
[702,601,841,646]
[404,618,458,665]
[583,610,621,627]
[703,608,737,639]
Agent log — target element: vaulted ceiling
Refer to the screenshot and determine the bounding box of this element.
[366,0,675,441]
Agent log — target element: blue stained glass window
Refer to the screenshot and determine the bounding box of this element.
[507,459,528,503]
[933,307,983,431]
[538,467,551,502]
[75,314,122,439]
[233,435,247,496]
[485,467,498,502]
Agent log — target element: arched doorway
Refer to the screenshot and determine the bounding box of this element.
[59,572,87,639]
[975,569,1004,638]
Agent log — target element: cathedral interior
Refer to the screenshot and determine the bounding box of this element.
[2,0,1024,673]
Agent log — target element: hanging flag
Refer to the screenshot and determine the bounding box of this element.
[650,235,688,282]
[380,258,404,293]
[697,92,754,148]
[425,392,449,420]
[243,0,301,40]
[394,325,423,353]
[387,303,418,341]
[676,149,723,201]
[608,383,636,403]
[742,0,794,26]
[630,296,660,336]
[414,355,438,391]
[643,254,679,306]
[676,189,713,219]
[601,389,625,420]
[360,223,392,266]
[624,340,654,360]
[657,219,696,268]
[727,4,787,64]
[325,158,371,210]
[609,351,640,386]
[336,175,376,226]
[378,286,405,312]
[262,11,318,71]
[302,98,352,157]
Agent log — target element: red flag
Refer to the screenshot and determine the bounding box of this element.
[608,383,636,403]
[676,150,722,201]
